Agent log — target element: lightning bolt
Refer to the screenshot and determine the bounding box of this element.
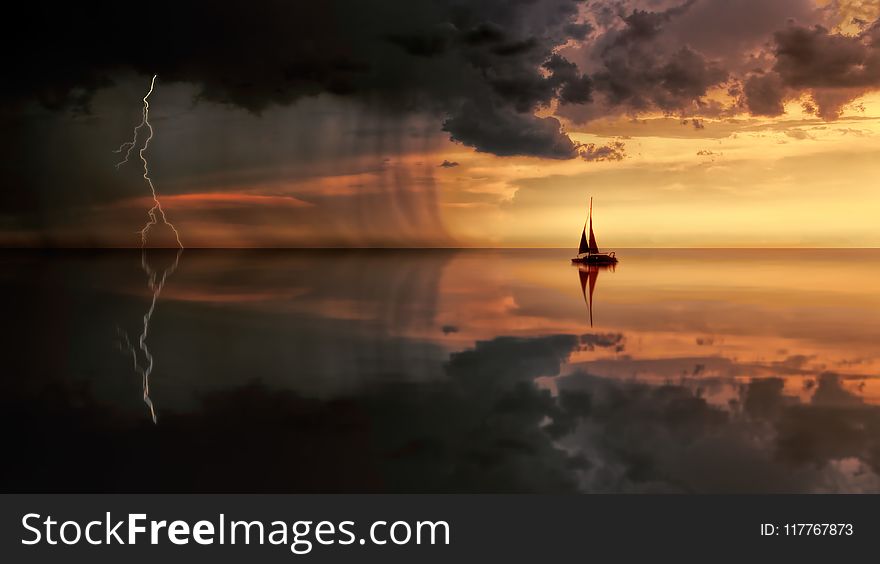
[114,74,183,249]
[114,74,184,423]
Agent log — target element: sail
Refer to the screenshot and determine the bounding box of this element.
[588,216,599,254]
[578,225,589,254]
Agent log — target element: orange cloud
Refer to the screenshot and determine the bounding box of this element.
[120,192,313,210]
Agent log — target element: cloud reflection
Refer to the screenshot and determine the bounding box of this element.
[2,249,879,492]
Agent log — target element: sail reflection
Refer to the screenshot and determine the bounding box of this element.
[576,263,615,327]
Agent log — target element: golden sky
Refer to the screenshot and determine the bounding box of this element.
[438,93,880,248]
[48,87,871,249]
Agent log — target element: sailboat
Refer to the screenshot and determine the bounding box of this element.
[571,198,618,265]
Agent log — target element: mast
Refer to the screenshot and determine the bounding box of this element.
[587,197,599,255]
[589,198,592,256]
[578,198,590,255]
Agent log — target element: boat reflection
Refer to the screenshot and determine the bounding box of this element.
[576,263,615,327]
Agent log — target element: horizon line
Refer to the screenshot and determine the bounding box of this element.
[2,246,880,251]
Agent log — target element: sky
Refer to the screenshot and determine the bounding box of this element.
[1,0,879,248]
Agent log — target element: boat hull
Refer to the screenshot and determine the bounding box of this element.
[571,253,618,265]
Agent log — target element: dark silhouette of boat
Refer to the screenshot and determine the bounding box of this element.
[571,198,618,265]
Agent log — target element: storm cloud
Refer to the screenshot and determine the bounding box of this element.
[3,1,877,158]
[754,21,880,119]
[3,0,593,159]
[557,0,879,123]
[442,103,580,159]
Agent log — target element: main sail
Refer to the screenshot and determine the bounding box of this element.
[579,198,599,255]
[577,198,602,255]
[588,215,599,254]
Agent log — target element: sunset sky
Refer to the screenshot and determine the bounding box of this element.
[2,0,879,248]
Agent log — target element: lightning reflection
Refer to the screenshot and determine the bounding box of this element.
[114,74,184,423]
[117,250,182,423]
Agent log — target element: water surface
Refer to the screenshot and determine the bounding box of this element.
[3,249,879,492]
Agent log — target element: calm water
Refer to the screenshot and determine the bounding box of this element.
[3,249,880,493]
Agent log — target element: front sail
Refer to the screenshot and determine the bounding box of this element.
[588,216,599,254]
[578,225,589,254]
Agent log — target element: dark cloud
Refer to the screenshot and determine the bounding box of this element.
[491,37,540,57]
[556,2,736,123]
[438,160,460,168]
[743,21,880,119]
[742,377,788,419]
[544,54,594,105]
[657,47,727,102]
[744,72,787,116]
[591,40,727,114]
[579,332,624,350]
[447,334,578,387]
[659,0,818,62]
[442,102,580,159]
[775,374,879,471]
[580,140,626,161]
[461,22,507,45]
[612,1,700,47]
[564,22,594,41]
[385,30,454,58]
[810,372,865,407]
[773,24,880,89]
[558,370,880,493]
[4,0,875,170]
[2,0,594,160]
[558,1,880,124]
